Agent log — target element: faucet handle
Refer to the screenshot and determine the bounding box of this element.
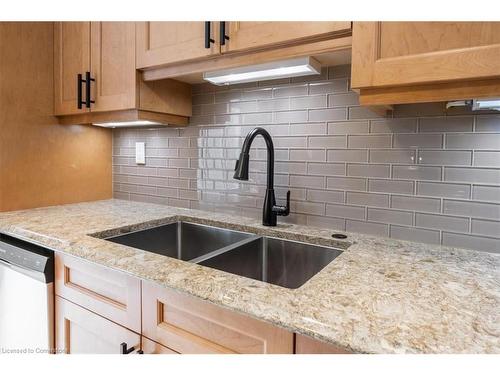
[272,190,290,216]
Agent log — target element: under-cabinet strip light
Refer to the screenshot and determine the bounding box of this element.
[93,120,164,128]
[203,57,321,86]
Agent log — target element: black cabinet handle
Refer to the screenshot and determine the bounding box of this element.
[84,71,95,108]
[120,342,135,354]
[204,21,214,49]
[220,22,230,45]
[77,74,84,109]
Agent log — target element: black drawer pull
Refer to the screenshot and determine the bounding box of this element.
[77,73,84,109]
[220,22,230,45]
[205,21,214,48]
[120,342,135,354]
[84,71,95,108]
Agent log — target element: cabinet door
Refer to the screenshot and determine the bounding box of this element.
[55,296,140,354]
[90,22,137,112]
[54,22,90,115]
[351,22,500,89]
[142,281,293,354]
[55,253,141,333]
[222,22,351,53]
[136,22,220,68]
[141,337,178,354]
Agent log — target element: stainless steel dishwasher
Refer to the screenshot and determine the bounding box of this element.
[0,233,54,354]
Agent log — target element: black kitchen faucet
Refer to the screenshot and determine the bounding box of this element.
[233,127,290,226]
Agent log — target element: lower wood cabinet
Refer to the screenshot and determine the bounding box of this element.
[141,337,178,354]
[55,296,141,354]
[53,254,350,354]
[142,281,294,354]
[295,334,351,354]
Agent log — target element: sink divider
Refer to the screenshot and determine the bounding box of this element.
[189,235,262,264]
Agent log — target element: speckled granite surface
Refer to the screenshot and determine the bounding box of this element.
[0,199,498,353]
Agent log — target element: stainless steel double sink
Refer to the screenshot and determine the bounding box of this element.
[105,221,343,289]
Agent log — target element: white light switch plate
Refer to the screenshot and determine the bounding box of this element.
[135,142,145,165]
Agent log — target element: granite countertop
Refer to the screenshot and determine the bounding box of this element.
[0,199,498,353]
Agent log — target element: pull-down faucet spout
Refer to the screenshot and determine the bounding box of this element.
[234,127,290,226]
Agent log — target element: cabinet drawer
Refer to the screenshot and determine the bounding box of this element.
[55,296,140,354]
[141,337,178,354]
[295,334,351,354]
[142,281,293,354]
[55,253,141,333]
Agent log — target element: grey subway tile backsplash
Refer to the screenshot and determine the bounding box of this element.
[346,192,389,208]
[347,164,390,178]
[471,218,500,237]
[419,116,473,133]
[326,204,365,220]
[367,208,413,226]
[472,185,500,202]
[369,179,414,194]
[309,108,347,122]
[473,151,500,167]
[415,213,469,232]
[370,118,417,133]
[390,226,441,245]
[417,181,470,199]
[327,149,368,162]
[390,195,441,213]
[328,121,369,134]
[327,176,367,191]
[346,220,389,236]
[392,165,442,181]
[442,232,500,254]
[445,133,500,149]
[394,134,443,149]
[444,167,500,185]
[443,200,500,220]
[476,115,500,132]
[348,135,392,148]
[369,149,416,164]
[418,150,472,166]
[113,64,500,253]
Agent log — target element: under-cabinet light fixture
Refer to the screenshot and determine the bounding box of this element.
[203,57,321,86]
[92,120,164,128]
[446,98,500,112]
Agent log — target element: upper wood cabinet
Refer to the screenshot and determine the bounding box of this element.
[136,22,220,69]
[351,22,500,105]
[222,21,352,53]
[136,21,352,71]
[54,22,91,115]
[55,22,136,115]
[54,22,191,125]
[90,22,136,112]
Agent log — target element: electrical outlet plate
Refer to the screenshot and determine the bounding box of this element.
[135,142,146,165]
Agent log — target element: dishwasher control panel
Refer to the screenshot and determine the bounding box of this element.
[0,233,53,275]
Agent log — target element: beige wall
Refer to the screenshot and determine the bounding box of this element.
[0,22,112,211]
